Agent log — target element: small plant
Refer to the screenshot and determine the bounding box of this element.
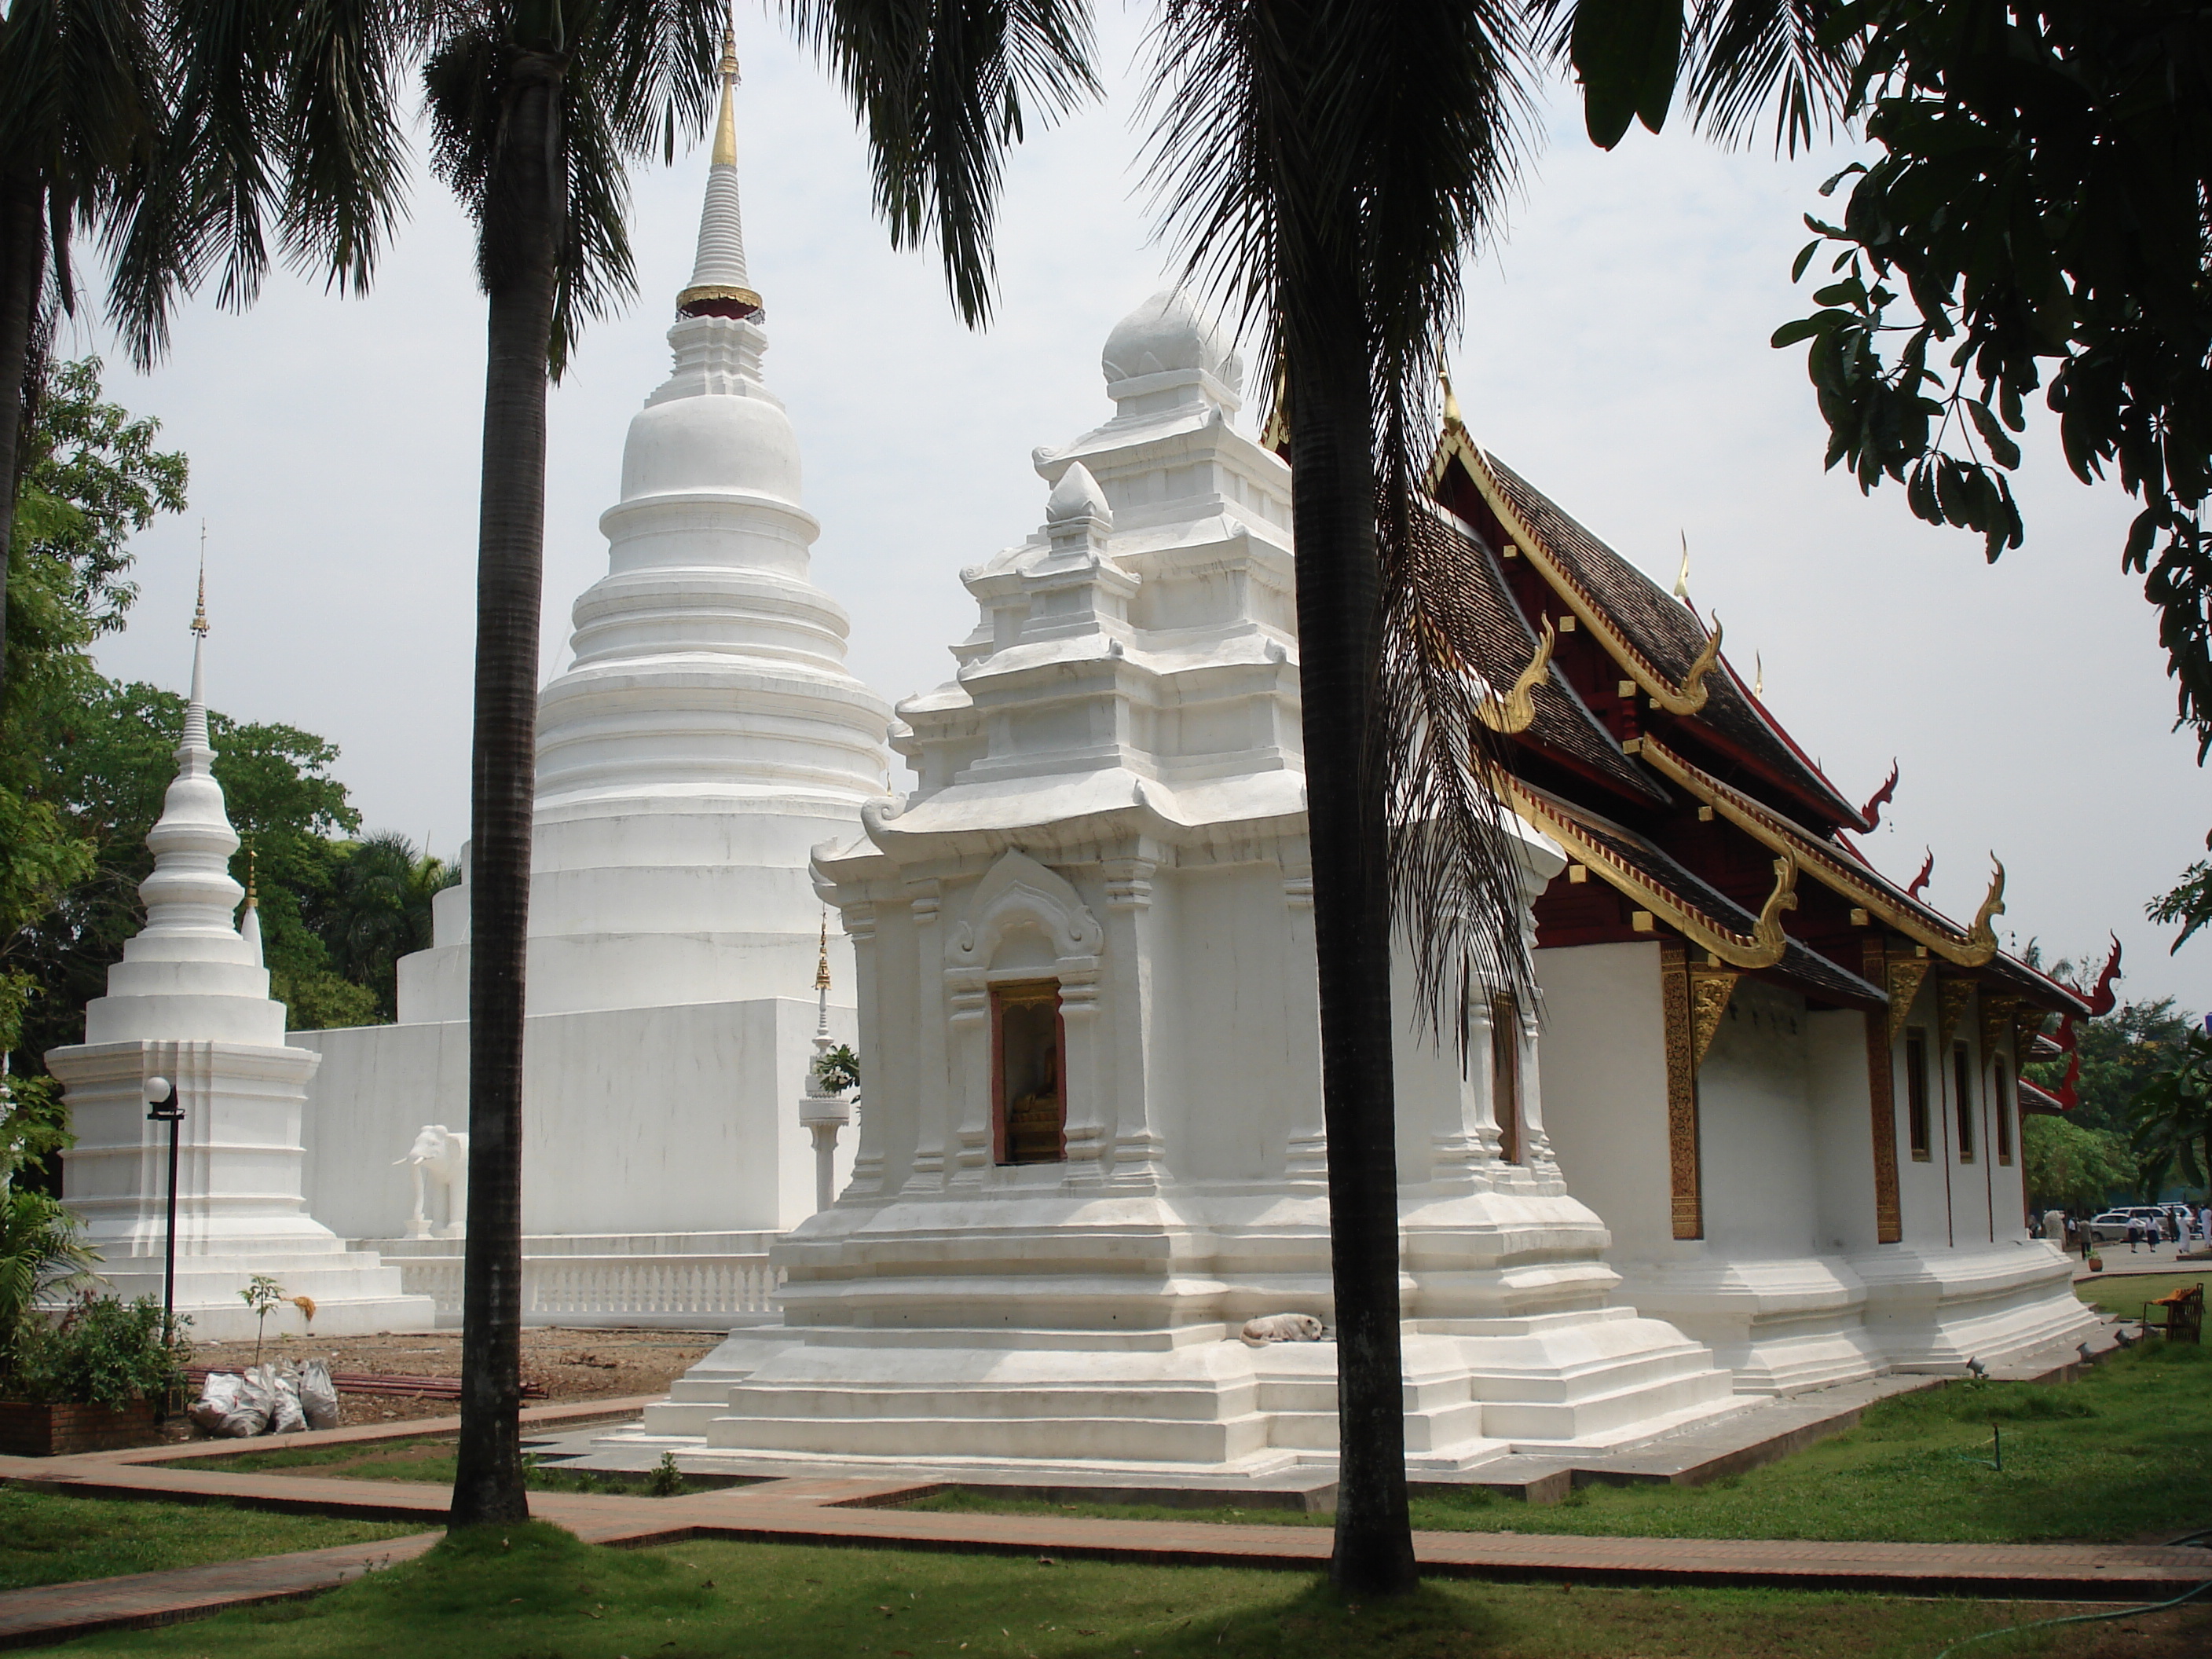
[9,1292,190,1410]
[0,1190,99,1367]
[240,1275,285,1364]
[813,1043,860,1097]
[648,1450,687,1496]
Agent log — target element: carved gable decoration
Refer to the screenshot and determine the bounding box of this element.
[947,849,1104,971]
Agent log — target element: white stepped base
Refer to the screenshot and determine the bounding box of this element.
[1613,1258,1888,1396]
[639,1302,1739,1472]
[1854,1240,2101,1372]
[79,1247,434,1342]
[353,1232,784,1329]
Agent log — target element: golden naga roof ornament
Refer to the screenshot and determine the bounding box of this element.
[1637,734,2008,969]
[1504,779,1798,970]
[1452,444,1717,715]
[1679,613,1723,709]
[1474,616,1556,735]
[1963,857,2006,967]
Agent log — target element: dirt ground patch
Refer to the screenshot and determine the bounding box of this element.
[174,1327,720,1431]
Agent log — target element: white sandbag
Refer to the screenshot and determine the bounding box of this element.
[299,1359,339,1430]
[189,1372,244,1433]
[257,1363,307,1435]
[1240,1313,1324,1347]
[219,1365,276,1437]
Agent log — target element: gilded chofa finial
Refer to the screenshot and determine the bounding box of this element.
[1439,364,1465,430]
[814,913,832,992]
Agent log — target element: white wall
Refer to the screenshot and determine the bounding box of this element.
[1696,979,1819,1259]
[1808,1009,1880,1254]
[1536,940,1674,1258]
[295,996,854,1240]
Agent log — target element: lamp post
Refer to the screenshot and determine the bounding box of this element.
[142,1075,183,1328]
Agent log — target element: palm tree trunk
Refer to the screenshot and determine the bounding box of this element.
[449,46,565,1533]
[1285,257,1419,1596]
[0,171,47,691]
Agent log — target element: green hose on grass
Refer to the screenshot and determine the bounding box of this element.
[1931,1558,2211,1657]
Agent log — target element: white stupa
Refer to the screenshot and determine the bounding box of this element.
[291,35,892,1319]
[620,291,1737,1475]
[49,585,433,1340]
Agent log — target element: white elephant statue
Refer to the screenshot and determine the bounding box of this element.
[397,1124,469,1239]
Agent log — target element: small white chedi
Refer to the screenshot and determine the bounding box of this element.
[629,291,1737,1474]
[290,38,887,1322]
[48,603,433,1342]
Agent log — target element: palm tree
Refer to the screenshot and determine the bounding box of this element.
[419,0,1097,1529]
[328,831,453,1018]
[1140,0,1852,1595]
[0,0,159,687]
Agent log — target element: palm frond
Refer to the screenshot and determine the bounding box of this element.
[786,0,1101,327]
[104,0,290,368]
[0,0,159,348]
[276,0,422,296]
[1145,0,1542,1038]
[1683,0,1852,156]
[1526,0,1855,156]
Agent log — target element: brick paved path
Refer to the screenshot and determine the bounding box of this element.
[5,1409,2207,1650]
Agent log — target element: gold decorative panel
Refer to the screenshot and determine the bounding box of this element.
[1687,965,1740,1066]
[1979,994,2020,1070]
[1861,939,1903,1243]
[1936,976,1975,1049]
[1660,942,1702,1240]
[1884,954,1934,1046]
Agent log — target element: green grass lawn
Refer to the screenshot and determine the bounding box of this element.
[0,1487,420,1591]
[185,1435,729,1496]
[908,1342,2212,1545]
[2075,1273,2207,1320]
[53,1521,2212,1659]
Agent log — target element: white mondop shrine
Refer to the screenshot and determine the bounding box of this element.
[630,291,1740,1474]
[291,38,888,1321]
[49,605,433,1342]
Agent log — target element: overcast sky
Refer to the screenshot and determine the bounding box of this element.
[68,10,2203,1009]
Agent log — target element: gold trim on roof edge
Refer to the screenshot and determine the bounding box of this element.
[1637,735,2005,968]
[1506,779,1797,970]
[1474,616,1556,735]
[1437,431,1719,716]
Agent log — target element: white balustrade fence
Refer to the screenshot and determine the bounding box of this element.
[391,1253,783,1328]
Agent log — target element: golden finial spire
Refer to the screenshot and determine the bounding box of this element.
[1439,363,1464,430]
[244,845,258,908]
[712,17,740,167]
[1753,651,1764,698]
[1672,529,1690,602]
[192,523,210,637]
[813,912,832,993]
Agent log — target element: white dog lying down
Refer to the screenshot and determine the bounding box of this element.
[1240,1313,1324,1346]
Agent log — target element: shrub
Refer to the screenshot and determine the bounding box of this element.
[9,1293,189,1410]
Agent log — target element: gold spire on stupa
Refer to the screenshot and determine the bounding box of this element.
[711,23,738,166]
[676,10,763,319]
[192,524,210,638]
[814,914,832,993]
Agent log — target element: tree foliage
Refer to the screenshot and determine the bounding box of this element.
[2,361,436,1191]
[2021,1111,2134,1210]
[2130,1020,2212,1192]
[1756,2,2212,943]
